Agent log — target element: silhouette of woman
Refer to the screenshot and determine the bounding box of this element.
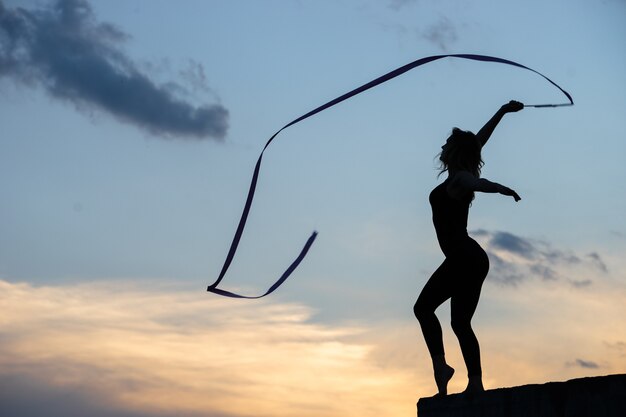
[414,100,524,396]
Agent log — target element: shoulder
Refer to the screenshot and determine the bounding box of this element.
[446,171,477,199]
[448,170,478,187]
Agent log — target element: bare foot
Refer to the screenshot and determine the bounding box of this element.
[463,377,484,394]
[434,364,455,396]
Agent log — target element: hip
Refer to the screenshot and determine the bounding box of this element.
[442,236,489,264]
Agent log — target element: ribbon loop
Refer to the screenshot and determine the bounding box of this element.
[207,54,573,298]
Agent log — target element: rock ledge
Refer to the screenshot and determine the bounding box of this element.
[417,374,626,417]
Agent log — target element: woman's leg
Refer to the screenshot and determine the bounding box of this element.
[450,283,484,391]
[450,243,489,392]
[414,259,456,394]
[414,259,454,358]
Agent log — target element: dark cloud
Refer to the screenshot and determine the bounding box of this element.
[587,252,608,273]
[490,231,537,260]
[385,2,459,51]
[566,359,600,369]
[604,341,626,357]
[487,251,526,286]
[471,228,489,237]
[488,230,583,266]
[0,372,232,417]
[471,229,609,287]
[569,279,592,288]
[420,17,457,51]
[0,0,228,139]
[542,249,581,265]
[529,264,557,281]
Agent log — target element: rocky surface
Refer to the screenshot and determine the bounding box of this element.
[417,374,626,417]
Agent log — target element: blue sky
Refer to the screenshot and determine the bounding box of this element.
[1,1,625,416]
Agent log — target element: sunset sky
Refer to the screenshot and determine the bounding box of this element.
[1,0,625,416]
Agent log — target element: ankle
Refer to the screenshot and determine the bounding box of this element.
[433,362,455,396]
[466,375,484,392]
[468,374,482,383]
[432,354,447,370]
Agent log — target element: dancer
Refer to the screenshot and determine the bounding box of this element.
[414,100,524,396]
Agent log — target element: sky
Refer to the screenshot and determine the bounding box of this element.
[1,0,625,416]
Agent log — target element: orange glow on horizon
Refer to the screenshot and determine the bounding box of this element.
[0,277,624,416]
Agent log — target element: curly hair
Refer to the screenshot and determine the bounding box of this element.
[438,128,484,178]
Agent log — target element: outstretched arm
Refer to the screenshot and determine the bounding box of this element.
[447,171,521,202]
[476,100,524,147]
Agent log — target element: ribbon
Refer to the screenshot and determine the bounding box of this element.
[207,53,573,298]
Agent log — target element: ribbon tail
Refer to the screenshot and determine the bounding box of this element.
[207,231,318,298]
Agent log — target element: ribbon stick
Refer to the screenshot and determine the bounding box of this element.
[208,53,573,299]
[524,103,573,108]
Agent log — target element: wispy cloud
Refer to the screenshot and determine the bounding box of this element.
[488,230,538,259]
[382,8,459,51]
[1,276,625,417]
[610,230,626,239]
[0,280,416,417]
[566,359,600,369]
[420,17,458,51]
[587,252,608,273]
[472,229,609,287]
[604,341,626,357]
[387,0,417,11]
[0,0,228,139]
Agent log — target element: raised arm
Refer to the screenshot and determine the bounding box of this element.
[447,171,521,202]
[476,100,524,147]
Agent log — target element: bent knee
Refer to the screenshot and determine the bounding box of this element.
[412,301,422,319]
[451,318,473,334]
[413,300,433,321]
